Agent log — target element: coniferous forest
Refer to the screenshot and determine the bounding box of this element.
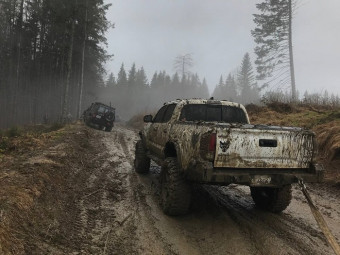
[1,0,339,129]
[0,0,111,128]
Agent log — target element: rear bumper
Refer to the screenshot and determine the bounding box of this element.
[186,162,324,187]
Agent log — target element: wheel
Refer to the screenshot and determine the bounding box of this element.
[105,126,112,132]
[160,157,191,216]
[250,184,292,213]
[134,140,150,174]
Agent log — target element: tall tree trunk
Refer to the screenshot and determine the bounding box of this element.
[62,20,75,122]
[77,1,88,119]
[288,0,297,101]
[11,0,24,126]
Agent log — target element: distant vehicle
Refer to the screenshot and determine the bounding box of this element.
[135,98,324,216]
[83,102,115,132]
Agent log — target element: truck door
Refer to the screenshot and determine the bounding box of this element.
[148,104,176,158]
[148,105,168,156]
[158,104,176,156]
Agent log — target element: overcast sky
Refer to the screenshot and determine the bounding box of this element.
[105,0,340,96]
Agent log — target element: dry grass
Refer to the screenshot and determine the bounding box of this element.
[126,112,151,130]
[0,124,68,254]
[247,103,340,183]
[247,103,340,128]
[314,120,340,161]
[0,123,66,155]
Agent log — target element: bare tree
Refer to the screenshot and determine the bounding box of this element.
[173,53,193,78]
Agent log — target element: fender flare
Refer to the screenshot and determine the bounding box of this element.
[163,141,184,170]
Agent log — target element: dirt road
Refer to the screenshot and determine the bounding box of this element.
[2,123,339,254]
[70,124,339,255]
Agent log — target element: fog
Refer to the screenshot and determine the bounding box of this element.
[1,0,339,128]
[105,0,340,95]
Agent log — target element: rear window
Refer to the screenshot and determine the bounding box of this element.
[97,106,110,113]
[179,104,247,123]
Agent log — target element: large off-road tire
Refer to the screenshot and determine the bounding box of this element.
[160,157,191,216]
[134,140,150,174]
[250,184,292,213]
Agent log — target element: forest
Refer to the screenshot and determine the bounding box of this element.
[1,0,339,128]
[0,0,111,129]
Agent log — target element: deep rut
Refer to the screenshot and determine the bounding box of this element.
[51,124,340,255]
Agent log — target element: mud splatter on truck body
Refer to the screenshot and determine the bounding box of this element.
[138,99,323,215]
[142,99,323,185]
[214,125,314,169]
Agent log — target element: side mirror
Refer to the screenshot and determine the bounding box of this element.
[143,115,153,123]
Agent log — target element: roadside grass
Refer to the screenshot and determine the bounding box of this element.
[247,103,340,129]
[0,123,66,155]
[0,122,85,254]
[246,103,340,183]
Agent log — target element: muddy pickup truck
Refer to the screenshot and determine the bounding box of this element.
[134,99,324,216]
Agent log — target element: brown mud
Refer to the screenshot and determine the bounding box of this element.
[0,123,339,254]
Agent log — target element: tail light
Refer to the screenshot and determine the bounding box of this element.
[209,133,216,152]
[200,132,216,161]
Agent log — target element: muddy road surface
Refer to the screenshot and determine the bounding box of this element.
[63,124,339,255]
[2,123,339,254]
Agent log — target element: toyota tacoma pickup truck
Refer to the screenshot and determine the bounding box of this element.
[134,99,324,216]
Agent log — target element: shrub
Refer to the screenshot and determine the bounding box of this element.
[7,126,21,138]
[46,122,65,132]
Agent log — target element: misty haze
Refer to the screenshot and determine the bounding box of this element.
[0,1,340,255]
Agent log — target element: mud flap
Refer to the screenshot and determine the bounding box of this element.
[298,179,340,255]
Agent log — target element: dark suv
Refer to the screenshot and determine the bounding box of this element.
[83,102,115,132]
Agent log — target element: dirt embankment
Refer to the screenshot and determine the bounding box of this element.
[1,122,340,254]
[246,103,340,183]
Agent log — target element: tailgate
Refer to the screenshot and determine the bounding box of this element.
[214,127,314,169]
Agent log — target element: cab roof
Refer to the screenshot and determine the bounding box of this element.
[164,98,245,109]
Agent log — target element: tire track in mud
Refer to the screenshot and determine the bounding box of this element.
[63,126,138,254]
[203,185,330,255]
[90,125,338,255]
[101,126,182,254]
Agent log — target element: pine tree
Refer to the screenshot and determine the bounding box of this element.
[128,63,137,88]
[106,73,116,87]
[237,53,260,104]
[136,67,148,89]
[150,72,158,89]
[252,0,297,100]
[200,78,210,99]
[225,74,238,101]
[212,76,224,99]
[171,72,180,98]
[117,63,127,88]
